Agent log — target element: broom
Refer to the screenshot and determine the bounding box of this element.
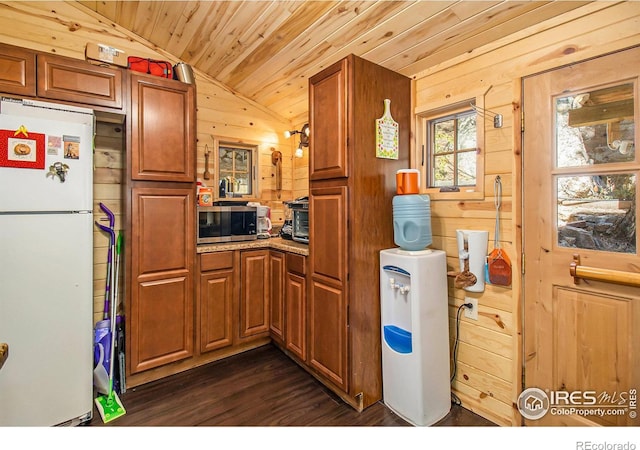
[95,231,126,423]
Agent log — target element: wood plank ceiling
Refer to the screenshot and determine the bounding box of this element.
[77,1,592,122]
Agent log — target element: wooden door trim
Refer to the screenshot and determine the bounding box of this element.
[513,78,525,427]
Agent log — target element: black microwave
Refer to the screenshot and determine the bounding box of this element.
[197,205,257,244]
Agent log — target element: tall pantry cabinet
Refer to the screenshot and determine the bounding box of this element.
[308,55,411,410]
[125,73,196,383]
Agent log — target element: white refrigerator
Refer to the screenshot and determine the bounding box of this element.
[0,98,94,426]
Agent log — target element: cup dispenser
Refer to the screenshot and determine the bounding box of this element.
[456,230,489,293]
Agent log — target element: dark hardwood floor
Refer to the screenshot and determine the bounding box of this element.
[90,344,496,427]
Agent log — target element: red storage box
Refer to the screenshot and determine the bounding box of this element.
[127,56,173,79]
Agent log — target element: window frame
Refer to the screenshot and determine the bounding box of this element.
[416,97,486,200]
[214,137,258,199]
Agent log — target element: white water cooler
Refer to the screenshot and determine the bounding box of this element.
[380,248,451,426]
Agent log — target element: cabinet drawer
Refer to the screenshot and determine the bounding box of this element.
[287,253,306,276]
[201,251,234,272]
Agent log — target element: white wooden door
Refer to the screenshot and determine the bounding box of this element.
[522,47,640,426]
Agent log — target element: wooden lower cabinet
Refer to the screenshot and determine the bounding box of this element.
[199,252,234,353]
[308,278,347,390]
[269,251,285,344]
[128,186,195,375]
[285,253,307,361]
[308,185,348,392]
[239,250,270,339]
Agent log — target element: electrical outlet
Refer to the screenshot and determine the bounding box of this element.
[464,297,478,320]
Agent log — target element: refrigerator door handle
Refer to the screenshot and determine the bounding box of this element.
[0,343,8,371]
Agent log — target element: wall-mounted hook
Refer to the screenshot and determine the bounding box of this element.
[470,103,503,128]
[271,148,282,199]
[203,144,211,180]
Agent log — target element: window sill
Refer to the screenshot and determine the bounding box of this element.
[422,188,484,201]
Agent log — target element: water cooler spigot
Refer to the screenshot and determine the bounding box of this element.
[389,277,410,295]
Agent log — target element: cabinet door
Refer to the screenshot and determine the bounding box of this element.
[309,185,348,389]
[129,186,194,374]
[0,43,36,97]
[309,57,348,180]
[37,53,122,108]
[200,268,234,353]
[239,250,270,339]
[309,185,347,284]
[130,73,195,182]
[308,279,347,390]
[285,271,306,361]
[269,251,285,344]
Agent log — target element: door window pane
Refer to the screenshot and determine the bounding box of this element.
[557,174,636,253]
[556,83,635,167]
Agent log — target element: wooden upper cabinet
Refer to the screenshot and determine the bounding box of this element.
[0,43,36,97]
[37,53,122,108]
[309,58,348,181]
[130,73,195,182]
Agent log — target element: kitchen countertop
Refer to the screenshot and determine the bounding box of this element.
[197,237,309,256]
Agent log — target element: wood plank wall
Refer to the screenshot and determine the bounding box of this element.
[0,1,295,323]
[413,1,640,426]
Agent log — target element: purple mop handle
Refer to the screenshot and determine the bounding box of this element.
[99,202,115,230]
[96,222,115,319]
[96,223,115,260]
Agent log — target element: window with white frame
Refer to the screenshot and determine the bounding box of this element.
[217,141,257,197]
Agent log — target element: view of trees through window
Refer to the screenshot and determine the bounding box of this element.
[429,110,477,187]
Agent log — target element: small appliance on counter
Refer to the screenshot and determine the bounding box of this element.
[256,205,272,239]
[280,200,294,240]
[289,196,309,244]
[197,205,257,244]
